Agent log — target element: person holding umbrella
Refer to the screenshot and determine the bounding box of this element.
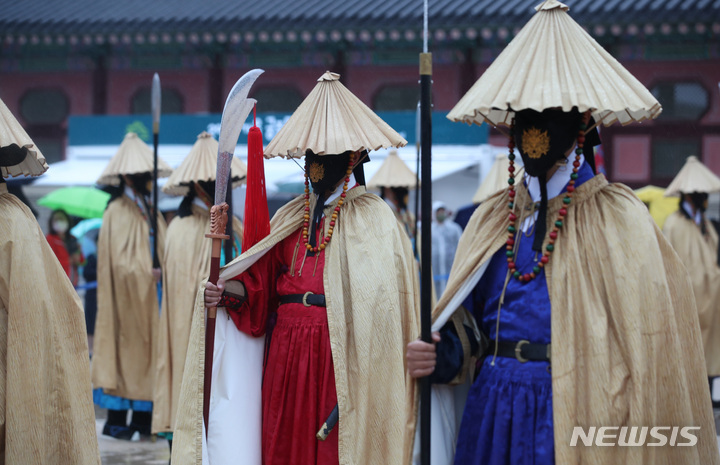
[406,1,719,464]
[92,131,171,440]
[663,156,720,393]
[152,131,245,452]
[0,97,100,463]
[172,71,420,465]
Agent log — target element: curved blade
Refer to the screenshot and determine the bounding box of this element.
[151,73,161,133]
[215,68,264,204]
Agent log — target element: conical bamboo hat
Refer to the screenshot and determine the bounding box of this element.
[97,132,173,186]
[447,0,661,128]
[264,71,407,158]
[0,97,48,178]
[472,152,524,203]
[163,132,247,196]
[367,150,418,188]
[665,156,720,197]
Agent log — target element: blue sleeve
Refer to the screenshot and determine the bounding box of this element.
[429,320,480,384]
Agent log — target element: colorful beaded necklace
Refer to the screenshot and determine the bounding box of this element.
[506,119,587,283]
[302,153,355,253]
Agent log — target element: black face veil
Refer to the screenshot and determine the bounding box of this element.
[512,108,594,252]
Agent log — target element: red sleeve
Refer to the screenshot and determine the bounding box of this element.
[227,245,281,337]
[46,234,71,276]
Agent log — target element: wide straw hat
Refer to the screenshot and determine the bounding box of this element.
[447,0,661,129]
[0,97,48,178]
[264,71,407,158]
[473,152,524,204]
[163,132,247,196]
[367,150,418,189]
[97,132,172,186]
[665,156,720,197]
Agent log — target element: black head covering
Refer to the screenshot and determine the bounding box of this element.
[0,144,29,168]
[304,150,367,254]
[513,108,589,252]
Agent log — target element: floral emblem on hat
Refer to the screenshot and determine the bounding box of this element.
[308,162,325,182]
[521,127,550,159]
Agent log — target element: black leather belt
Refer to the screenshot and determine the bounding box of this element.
[279,292,326,307]
[488,340,551,363]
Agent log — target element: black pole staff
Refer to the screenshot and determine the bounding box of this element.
[151,73,161,271]
[419,0,433,460]
[414,101,421,259]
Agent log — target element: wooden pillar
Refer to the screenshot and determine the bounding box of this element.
[208,51,225,113]
[92,49,108,114]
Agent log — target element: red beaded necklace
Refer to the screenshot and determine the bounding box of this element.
[302,153,355,253]
[506,119,587,283]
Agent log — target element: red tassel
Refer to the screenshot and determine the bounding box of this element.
[242,106,271,250]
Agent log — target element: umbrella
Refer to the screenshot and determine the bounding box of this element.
[70,218,103,239]
[634,185,678,229]
[38,186,110,219]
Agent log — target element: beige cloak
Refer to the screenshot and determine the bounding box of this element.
[0,186,100,464]
[663,210,720,377]
[152,205,242,434]
[92,194,166,400]
[434,175,719,464]
[172,187,420,465]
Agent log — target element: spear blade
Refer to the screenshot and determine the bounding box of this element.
[151,73,161,133]
[215,69,264,205]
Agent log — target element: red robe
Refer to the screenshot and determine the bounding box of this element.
[228,226,338,465]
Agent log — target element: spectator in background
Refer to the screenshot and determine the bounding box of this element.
[81,229,99,356]
[46,209,83,286]
[431,201,462,297]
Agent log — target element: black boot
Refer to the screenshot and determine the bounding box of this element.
[102,409,138,440]
[130,409,153,436]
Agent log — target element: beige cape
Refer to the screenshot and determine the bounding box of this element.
[172,187,420,464]
[663,210,720,377]
[152,205,243,434]
[92,194,167,400]
[434,176,719,464]
[0,186,100,464]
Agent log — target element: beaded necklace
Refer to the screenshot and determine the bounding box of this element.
[302,153,355,253]
[506,120,587,283]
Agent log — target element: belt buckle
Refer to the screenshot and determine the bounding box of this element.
[302,291,314,307]
[515,339,530,363]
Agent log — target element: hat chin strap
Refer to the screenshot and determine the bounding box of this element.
[533,171,548,252]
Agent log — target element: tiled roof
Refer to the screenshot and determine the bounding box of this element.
[1,0,718,44]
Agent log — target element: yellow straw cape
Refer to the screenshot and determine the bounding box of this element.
[163,132,248,196]
[0,97,48,178]
[447,0,662,128]
[367,150,418,189]
[264,71,407,158]
[473,152,523,204]
[664,155,720,197]
[97,132,173,185]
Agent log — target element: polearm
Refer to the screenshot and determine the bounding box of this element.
[151,73,161,271]
[419,0,433,462]
[204,68,264,435]
[414,101,421,259]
